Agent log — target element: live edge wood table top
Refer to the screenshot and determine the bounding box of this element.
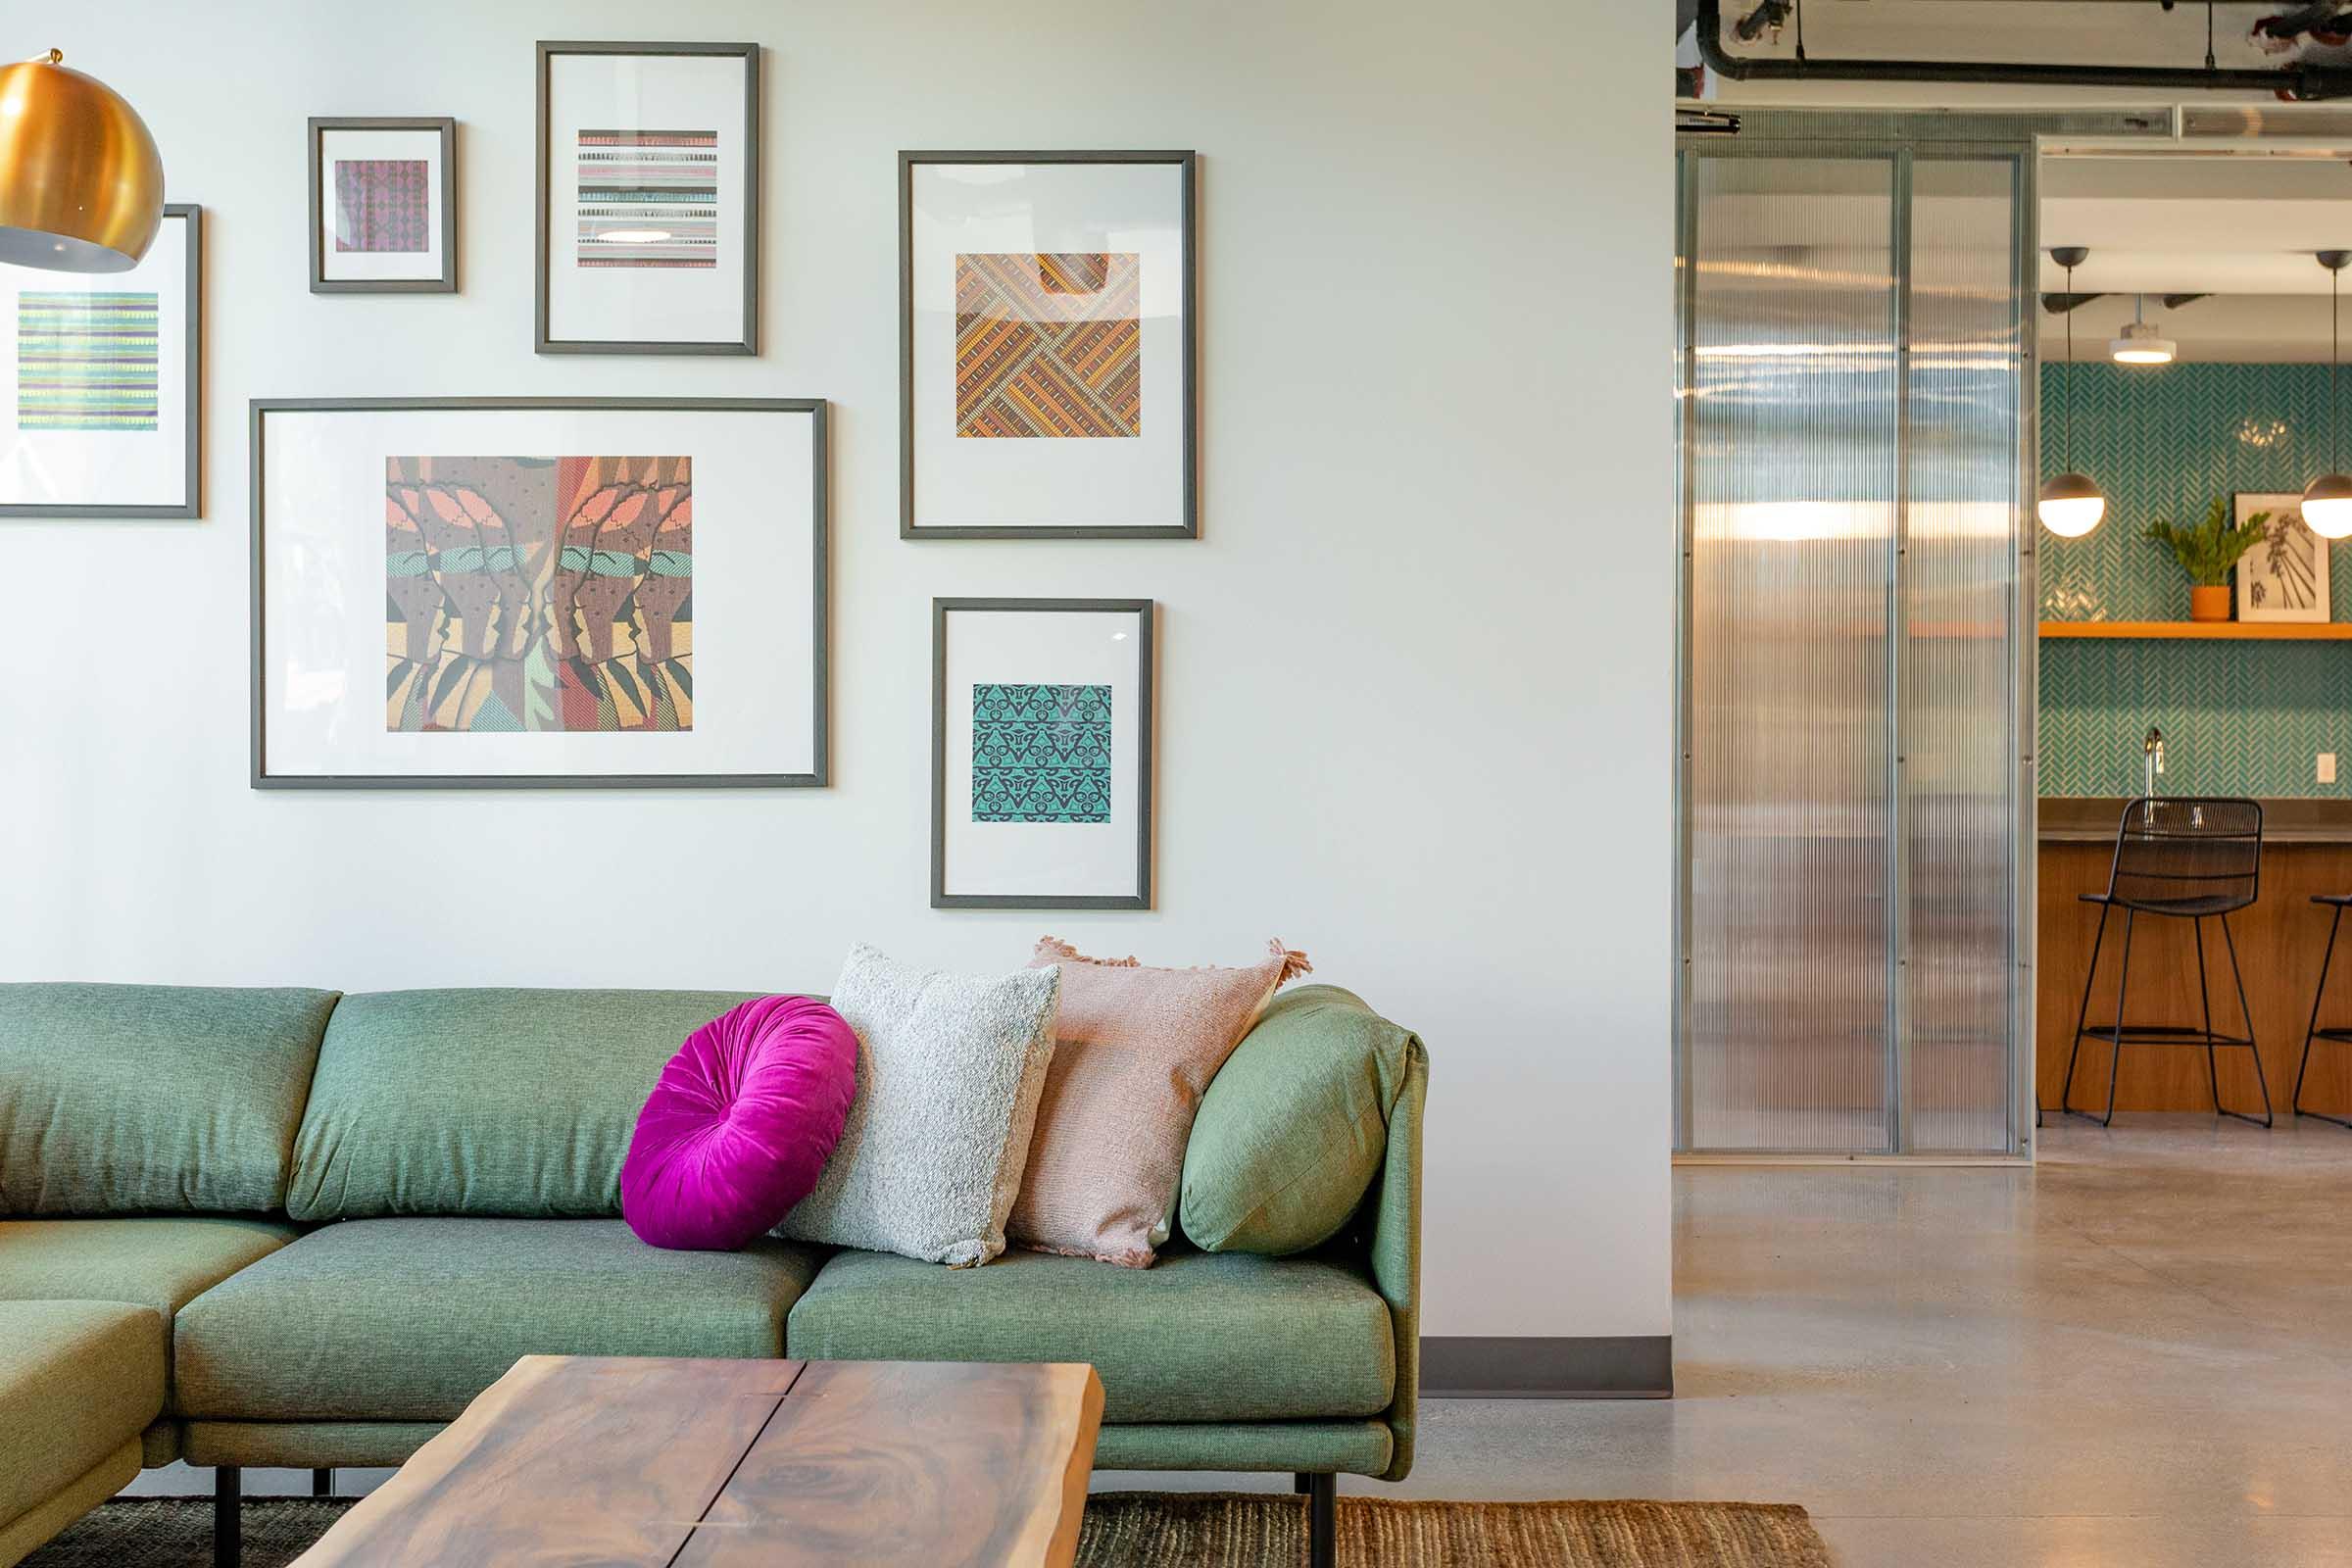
[291,1356,1106,1568]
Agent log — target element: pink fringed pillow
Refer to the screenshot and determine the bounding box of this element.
[1011,937,1309,1267]
[622,996,858,1251]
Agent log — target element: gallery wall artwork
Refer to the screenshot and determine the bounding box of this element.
[902,152,1196,537]
[384,454,694,734]
[934,599,1152,908]
[0,205,200,518]
[537,42,759,355]
[256,398,824,788]
[311,120,457,294]
[2234,490,2330,624]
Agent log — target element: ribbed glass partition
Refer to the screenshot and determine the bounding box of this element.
[1676,130,2031,1156]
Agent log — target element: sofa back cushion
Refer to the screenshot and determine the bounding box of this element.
[287,988,757,1222]
[0,983,339,1215]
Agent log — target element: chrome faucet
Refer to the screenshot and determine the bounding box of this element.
[2143,725,2166,799]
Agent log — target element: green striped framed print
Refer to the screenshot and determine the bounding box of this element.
[0,204,201,518]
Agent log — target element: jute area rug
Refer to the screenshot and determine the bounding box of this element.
[24,1493,1834,1567]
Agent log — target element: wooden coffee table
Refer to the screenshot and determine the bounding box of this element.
[291,1356,1104,1567]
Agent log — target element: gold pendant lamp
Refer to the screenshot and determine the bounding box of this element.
[0,48,164,272]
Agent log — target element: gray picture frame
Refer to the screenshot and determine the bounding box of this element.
[932,597,1154,909]
[251,396,828,790]
[899,150,1198,540]
[0,204,201,519]
[535,40,760,356]
[308,117,458,294]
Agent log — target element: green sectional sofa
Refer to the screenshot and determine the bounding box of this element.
[0,981,1425,1567]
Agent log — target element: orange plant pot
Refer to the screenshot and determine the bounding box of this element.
[2189,585,2231,622]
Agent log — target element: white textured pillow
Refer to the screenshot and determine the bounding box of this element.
[777,945,1059,1266]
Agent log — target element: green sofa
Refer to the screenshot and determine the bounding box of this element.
[0,981,1425,1567]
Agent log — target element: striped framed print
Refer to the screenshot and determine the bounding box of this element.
[535,42,760,356]
[0,204,201,518]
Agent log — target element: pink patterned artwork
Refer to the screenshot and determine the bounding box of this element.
[334,159,431,253]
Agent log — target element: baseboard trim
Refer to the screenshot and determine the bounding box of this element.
[1419,1335,1673,1399]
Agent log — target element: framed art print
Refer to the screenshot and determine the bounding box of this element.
[310,118,457,293]
[253,397,826,788]
[933,598,1152,908]
[901,151,1196,538]
[0,204,200,518]
[536,41,759,355]
[2235,491,2329,624]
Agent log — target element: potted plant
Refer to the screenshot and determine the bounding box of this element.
[2145,497,2269,622]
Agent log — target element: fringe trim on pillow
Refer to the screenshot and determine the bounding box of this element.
[1270,940,1313,984]
[1036,935,1313,984]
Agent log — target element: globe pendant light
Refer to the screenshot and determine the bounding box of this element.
[0,49,164,272]
[2038,248,2106,538]
[2304,251,2352,541]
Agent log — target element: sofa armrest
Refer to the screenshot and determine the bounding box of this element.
[1368,1037,1426,1482]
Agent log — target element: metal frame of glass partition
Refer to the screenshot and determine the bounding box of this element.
[1672,108,2171,1159]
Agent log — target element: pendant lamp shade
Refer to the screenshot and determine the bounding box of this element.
[2037,471,2107,538]
[0,50,164,273]
[2039,248,2105,537]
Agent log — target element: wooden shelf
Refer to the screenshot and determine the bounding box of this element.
[2039,620,2352,641]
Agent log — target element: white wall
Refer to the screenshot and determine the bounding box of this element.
[1,1,1672,1343]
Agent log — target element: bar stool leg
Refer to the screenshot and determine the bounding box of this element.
[2060,903,2111,1118]
[2219,913,2274,1128]
[2294,905,2343,1123]
[2194,915,2223,1116]
[2098,909,2136,1128]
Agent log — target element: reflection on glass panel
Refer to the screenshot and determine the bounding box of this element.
[1686,154,1897,1154]
[1904,157,2019,1153]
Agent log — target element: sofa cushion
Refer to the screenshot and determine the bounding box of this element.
[0,1217,299,1324]
[286,988,757,1221]
[0,1300,165,1529]
[173,1217,824,1421]
[785,1246,1395,1423]
[0,983,338,1214]
[1181,985,1415,1255]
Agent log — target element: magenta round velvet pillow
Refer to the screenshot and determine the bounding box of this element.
[621,996,858,1251]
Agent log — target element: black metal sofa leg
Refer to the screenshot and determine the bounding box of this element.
[313,1467,334,1497]
[213,1465,240,1568]
[1298,1472,1336,1568]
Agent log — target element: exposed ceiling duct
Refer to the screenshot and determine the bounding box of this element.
[1688,0,2352,100]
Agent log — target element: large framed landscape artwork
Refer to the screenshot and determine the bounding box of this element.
[253,398,826,788]
[0,204,201,518]
[933,598,1153,909]
[901,152,1196,538]
[536,41,760,355]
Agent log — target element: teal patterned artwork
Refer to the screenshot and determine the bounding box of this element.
[972,683,1112,822]
[2039,362,2352,800]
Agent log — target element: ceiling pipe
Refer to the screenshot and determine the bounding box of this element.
[1693,0,2352,100]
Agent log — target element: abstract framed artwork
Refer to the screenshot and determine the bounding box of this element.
[309,118,458,293]
[0,204,200,518]
[253,397,827,789]
[933,598,1153,909]
[901,151,1196,538]
[535,41,759,355]
[2234,491,2329,624]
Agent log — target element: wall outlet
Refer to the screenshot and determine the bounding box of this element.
[2323,753,2338,786]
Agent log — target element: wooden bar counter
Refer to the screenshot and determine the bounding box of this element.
[2039,798,2352,1118]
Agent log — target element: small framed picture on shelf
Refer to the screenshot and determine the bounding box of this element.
[0,203,200,518]
[252,396,827,789]
[2234,491,2330,624]
[901,150,1196,538]
[932,598,1153,909]
[310,118,457,293]
[536,41,759,355]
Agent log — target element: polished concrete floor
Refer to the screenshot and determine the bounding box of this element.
[132,1116,2352,1565]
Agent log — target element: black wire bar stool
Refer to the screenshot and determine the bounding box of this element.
[2060,797,2275,1128]
[2291,893,2352,1129]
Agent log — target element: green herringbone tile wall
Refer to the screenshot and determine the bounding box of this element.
[2039,361,2352,798]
